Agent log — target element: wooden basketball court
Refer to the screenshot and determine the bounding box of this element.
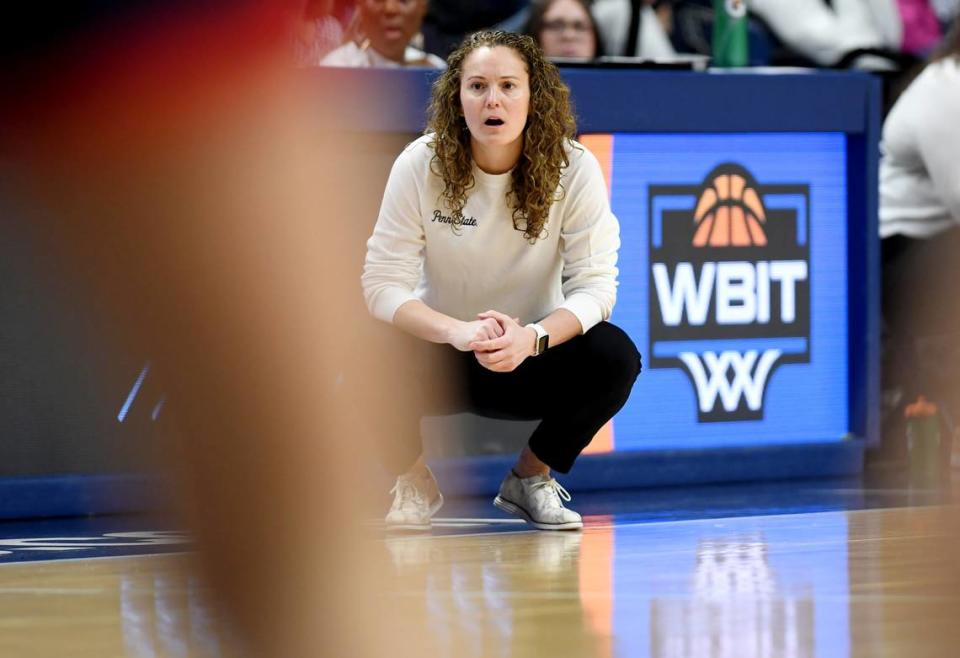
[2,483,958,657]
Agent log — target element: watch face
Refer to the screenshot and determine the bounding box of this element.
[536,333,549,355]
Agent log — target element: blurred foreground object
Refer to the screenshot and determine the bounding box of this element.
[1,2,424,656]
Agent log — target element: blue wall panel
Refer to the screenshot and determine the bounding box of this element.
[605,132,849,450]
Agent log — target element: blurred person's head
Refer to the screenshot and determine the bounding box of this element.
[358,0,428,63]
[931,14,960,63]
[426,30,576,241]
[525,0,602,60]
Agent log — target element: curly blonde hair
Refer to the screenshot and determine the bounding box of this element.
[426,31,577,242]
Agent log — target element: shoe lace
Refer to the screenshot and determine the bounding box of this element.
[390,477,425,511]
[530,478,572,509]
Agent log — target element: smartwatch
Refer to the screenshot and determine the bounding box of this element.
[525,323,549,357]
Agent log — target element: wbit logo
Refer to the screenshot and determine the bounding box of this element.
[649,164,811,422]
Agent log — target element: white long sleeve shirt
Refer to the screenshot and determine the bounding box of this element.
[591,1,677,58]
[749,0,888,66]
[321,41,446,69]
[880,58,960,238]
[362,134,620,332]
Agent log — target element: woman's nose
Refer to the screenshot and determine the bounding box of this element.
[485,89,501,107]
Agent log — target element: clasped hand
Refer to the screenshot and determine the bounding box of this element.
[468,310,535,373]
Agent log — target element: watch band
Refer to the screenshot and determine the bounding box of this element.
[525,323,549,357]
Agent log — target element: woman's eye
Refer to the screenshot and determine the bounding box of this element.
[503,82,515,90]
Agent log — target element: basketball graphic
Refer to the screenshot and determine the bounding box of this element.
[692,169,767,247]
[649,161,811,422]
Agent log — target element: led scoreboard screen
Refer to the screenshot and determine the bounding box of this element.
[582,133,849,452]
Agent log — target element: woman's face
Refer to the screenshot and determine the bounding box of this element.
[538,0,596,59]
[360,0,427,62]
[459,46,530,154]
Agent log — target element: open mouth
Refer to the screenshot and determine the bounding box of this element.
[484,118,505,126]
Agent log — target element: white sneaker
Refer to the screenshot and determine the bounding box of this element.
[493,471,583,531]
[385,467,444,531]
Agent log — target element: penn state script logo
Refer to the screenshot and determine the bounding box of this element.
[649,164,811,422]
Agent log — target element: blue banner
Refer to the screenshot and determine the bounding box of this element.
[604,133,848,450]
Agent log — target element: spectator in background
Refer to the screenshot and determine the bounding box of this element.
[749,0,906,66]
[664,1,956,70]
[747,0,958,67]
[935,0,960,28]
[322,0,445,68]
[592,0,677,58]
[879,17,960,435]
[422,1,528,58]
[294,0,344,66]
[525,0,605,59]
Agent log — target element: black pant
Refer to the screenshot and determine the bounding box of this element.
[882,230,960,421]
[371,321,641,475]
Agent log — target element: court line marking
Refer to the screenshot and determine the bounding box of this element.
[380,504,959,540]
[0,587,106,595]
[2,505,953,564]
[363,517,527,529]
[434,517,526,524]
[0,551,192,568]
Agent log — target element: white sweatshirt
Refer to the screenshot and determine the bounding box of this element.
[321,41,446,69]
[591,2,677,58]
[749,0,888,66]
[880,58,960,239]
[362,134,620,332]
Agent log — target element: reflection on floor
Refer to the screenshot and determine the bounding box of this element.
[0,477,958,657]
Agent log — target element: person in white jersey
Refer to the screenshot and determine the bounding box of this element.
[880,17,960,434]
[321,0,445,68]
[362,30,641,531]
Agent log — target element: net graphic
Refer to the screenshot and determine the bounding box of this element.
[648,164,811,422]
